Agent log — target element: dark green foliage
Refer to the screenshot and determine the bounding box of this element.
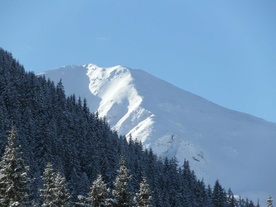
[87,174,108,207]
[40,162,71,207]
[227,188,237,207]
[212,180,226,207]
[0,48,258,207]
[111,157,134,207]
[0,127,31,206]
[136,176,152,207]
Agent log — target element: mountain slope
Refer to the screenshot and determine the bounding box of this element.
[39,64,276,203]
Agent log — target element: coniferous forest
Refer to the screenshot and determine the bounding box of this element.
[0,48,260,206]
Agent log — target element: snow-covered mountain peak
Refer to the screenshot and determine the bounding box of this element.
[40,64,276,204]
[85,64,133,95]
[83,65,146,132]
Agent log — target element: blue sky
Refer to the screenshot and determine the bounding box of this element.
[1,0,276,122]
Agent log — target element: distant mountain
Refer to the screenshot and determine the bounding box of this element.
[40,64,276,204]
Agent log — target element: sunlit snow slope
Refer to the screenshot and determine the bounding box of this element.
[39,64,276,204]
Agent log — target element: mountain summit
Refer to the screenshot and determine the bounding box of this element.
[40,64,276,203]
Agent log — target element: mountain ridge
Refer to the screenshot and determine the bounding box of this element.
[40,64,276,204]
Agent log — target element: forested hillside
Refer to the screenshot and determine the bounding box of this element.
[0,48,258,206]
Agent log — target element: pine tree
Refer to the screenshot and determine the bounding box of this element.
[212,180,226,207]
[77,172,91,198]
[227,188,236,207]
[136,176,152,207]
[111,157,134,207]
[267,195,273,207]
[88,173,108,207]
[40,162,57,206]
[181,159,194,207]
[256,199,260,207]
[68,167,80,200]
[40,162,71,207]
[54,171,72,206]
[0,126,31,206]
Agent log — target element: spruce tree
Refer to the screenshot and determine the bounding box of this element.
[40,162,57,206]
[0,126,31,206]
[53,171,71,207]
[256,199,260,207]
[88,173,108,207]
[267,195,273,207]
[111,157,133,207]
[40,162,71,207]
[77,172,91,198]
[212,180,226,207]
[227,188,236,207]
[136,176,152,207]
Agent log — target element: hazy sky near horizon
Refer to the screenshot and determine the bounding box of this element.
[1,1,276,122]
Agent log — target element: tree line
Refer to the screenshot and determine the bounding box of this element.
[0,48,264,206]
[0,127,152,206]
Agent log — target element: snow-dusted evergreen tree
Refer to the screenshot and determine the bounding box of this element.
[77,172,91,198]
[40,162,57,206]
[87,173,108,207]
[227,188,237,207]
[111,157,134,207]
[212,179,226,207]
[40,162,71,207]
[68,167,80,200]
[267,195,273,207]
[0,126,31,206]
[181,159,195,207]
[256,199,260,207]
[54,171,71,206]
[136,176,152,207]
